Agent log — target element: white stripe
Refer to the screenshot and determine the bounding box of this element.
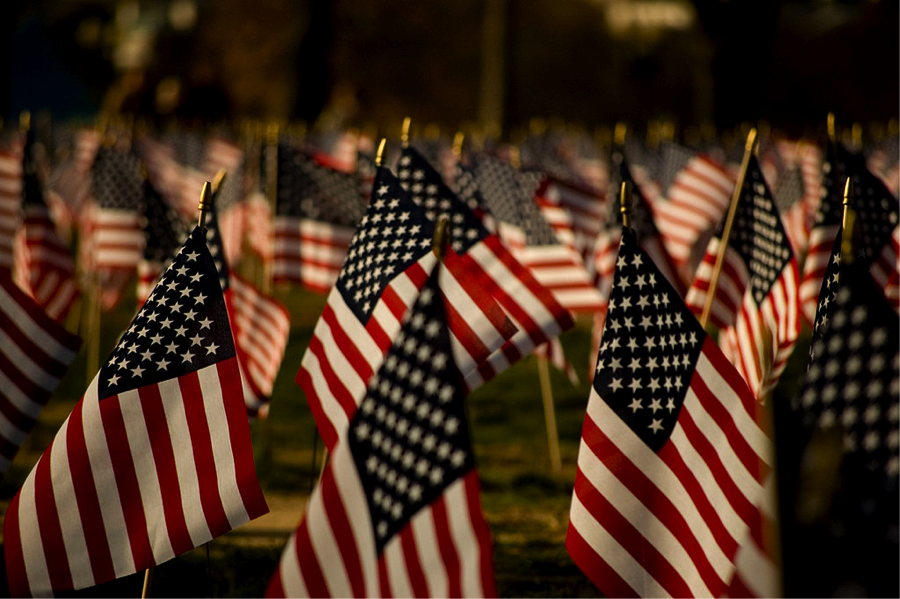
[278,532,310,597]
[17,459,54,596]
[306,469,354,598]
[0,284,78,361]
[301,346,352,444]
[159,377,212,546]
[411,508,448,597]
[197,364,251,529]
[569,490,671,598]
[445,477,485,598]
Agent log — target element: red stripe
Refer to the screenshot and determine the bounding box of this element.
[463,472,497,598]
[399,526,429,598]
[430,495,462,597]
[139,383,194,556]
[442,296,490,365]
[572,473,694,597]
[320,465,365,597]
[264,567,286,598]
[296,365,339,450]
[217,359,268,519]
[565,520,638,598]
[582,414,725,593]
[700,338,760,423]
[295,521,331,597]
[378,554,392,597]
[100,396,154,570]
[178,371,230,537]
[3,492,30,596]
[66,403,116,585]
[34,440,75,591]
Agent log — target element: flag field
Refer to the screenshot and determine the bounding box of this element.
[0,272,811,597]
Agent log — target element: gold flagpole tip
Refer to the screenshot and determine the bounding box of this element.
[745,127,758,153]
[375,138,387,166]
[19,110,31,132]
[619,180,633,230]
[452,132,465,157]
[841,177,857,265]
[197,181,212,229]
[432,216,450,259]
[827,112,836,141]
[842,177,852,206]
[401,117,411,148]
[614,122,627,147]
[212,169,228,194]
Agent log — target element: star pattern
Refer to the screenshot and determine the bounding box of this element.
[846,161,899,265]
[142,180,188,263]
[397,148,489,255]
[335,167,435,322]
[799,260,900,481]
[276,144,368,227]
[98,227,234,400]
[92,146,144,211]
[726,156,793,305]
[203,197,230,292]
[593,228,704,451]
[471,154,559,246]
[348,266,472,552]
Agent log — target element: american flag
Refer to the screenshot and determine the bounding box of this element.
[0,274,81,479]
[206,196,291,419]
[296,165,516,451]
[137,180,188,306]
[685,155,800,401]
[652,144,735,281]
[13,130,81,321]
[0,141,24,272]
[470,153,602,312]
[47,127,101,229]
[3,227,268,596]
[399,147,574,390]
[85,145,146,309]
[268,263,496,598]
[202,137,246,266]
[567,227,773,597]
[790,238,899,596]
[273,144,368,292]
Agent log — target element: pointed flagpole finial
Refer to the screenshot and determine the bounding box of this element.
[375,138,387,167]
[841,177,858,265]
[827,112,836,143]
[432,216,450,259]
[452,131,465,157]
[212,169,228,196]
[401,117,411,149]
[745,127,758,154]
[619,181,633,230]
[198,181,212,229]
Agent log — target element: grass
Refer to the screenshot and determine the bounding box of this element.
[0,279,602,598]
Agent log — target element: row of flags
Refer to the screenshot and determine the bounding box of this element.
[0,116,896,596]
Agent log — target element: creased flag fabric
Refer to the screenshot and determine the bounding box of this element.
[567,227,773,597]
[268,263,496,598]
[297,165,516,452]
[0,142,24,272]
[399,148,573,390]
[685,155,800,400]
[3,227,268,596]
[0,274,81,478]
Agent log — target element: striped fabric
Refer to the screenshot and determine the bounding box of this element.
[0,142,24,271]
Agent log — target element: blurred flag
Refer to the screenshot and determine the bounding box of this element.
[471,153,602,312]
[273,144,368,292]
[136,180,188,306]
[3,227,268,596]
[268,263,496,598]
[297,165,516,451]
[0,274,81,479]
[14,129,80,321]
[685,155,800,400]
[205,193,290,419]
[0,141,24,272]
[85,145,145,309]
[47,127,102,234]
[567,227,773,597]
[400,147,574,389]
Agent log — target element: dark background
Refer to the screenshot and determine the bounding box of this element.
[2,0,898,138]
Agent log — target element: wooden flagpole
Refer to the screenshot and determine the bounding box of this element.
[698,128,757,329]
[262,122,279,296]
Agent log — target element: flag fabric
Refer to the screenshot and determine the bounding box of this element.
[787,235,899,596]
[268,262,496,598]
[14,130,81,321]
[47,127,102,232]
[136,179,188,306]
[567,227,773,597]
[652,145,735,281]
[3,227,269,596]
[0,274,81,479]
[399,147,574,390]
[297,164,516,451]
[85,145,146,309]
[470,153,603,312]
[205,196,291,419]
[685,155,800,400]
[0,141,24,272]
[273,144,368,291]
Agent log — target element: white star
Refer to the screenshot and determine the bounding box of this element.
[133,365,144,378]
[108,373,120,386]
[649,398,662,413]
[610,377,623,392]
[648,419,664,433]
[157,358,170,371]
[206,343,218,355]
[182,351,193,363]
[175,326,187,337]
[199,318,212,329]
[628,398,643,412]
[191,334,203,346]
[185,251,198,261]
